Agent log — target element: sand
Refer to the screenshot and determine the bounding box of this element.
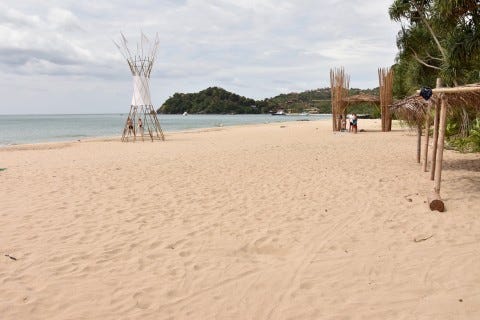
[1,119,479,319]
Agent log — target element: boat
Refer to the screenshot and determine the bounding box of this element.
[271,110,287,116]
[182,111,188,116]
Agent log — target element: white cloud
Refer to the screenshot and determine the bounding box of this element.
[0,0,400,114]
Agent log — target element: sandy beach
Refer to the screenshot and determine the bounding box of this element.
[1,119,479,319]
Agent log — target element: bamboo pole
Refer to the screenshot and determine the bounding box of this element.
[378,67,394,132]
[434,94,448,193]
[387,69,393,131]
[428,94,447,211]
[422,103,431,172]
[378,69,385,132]
[330,67,349,132]
[418,86,480,94]
[430,78,442,180]
[430,102,440,179]
[416,125,422,163]
[330,70,336,131]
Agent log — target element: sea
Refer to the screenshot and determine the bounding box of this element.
[0,113,331,146]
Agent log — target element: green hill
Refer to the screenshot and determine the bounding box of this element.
[157,86,381,115]
[158,87,260,114]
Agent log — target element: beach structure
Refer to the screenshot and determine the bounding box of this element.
[115,33,165,142]
[330,67,393,132]
[391,81,480,211]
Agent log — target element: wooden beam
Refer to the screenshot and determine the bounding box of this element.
[417,86,480,94]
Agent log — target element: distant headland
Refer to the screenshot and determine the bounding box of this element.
[157,86,380,116]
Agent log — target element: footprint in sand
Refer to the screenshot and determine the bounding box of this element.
[133,292,152,309]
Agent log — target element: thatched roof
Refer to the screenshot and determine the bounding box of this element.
[390,95,433,125]
[434,83,480,109]
[390,84,480,126]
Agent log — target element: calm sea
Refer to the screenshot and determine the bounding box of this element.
[0,114,331,146]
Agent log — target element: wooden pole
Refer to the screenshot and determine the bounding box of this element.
[330,69,336,131]
[430,102,440,179]
[422,103,431,172]
[417,86,480,94]
[430,78,442,180]
[428,94,447,212]
[416,125,422,163]
[378,69,384,132]
[434,95,448,193]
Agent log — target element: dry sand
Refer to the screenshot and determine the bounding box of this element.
[1,119,479,319]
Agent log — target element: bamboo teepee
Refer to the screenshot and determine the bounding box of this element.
[115,33,165,142]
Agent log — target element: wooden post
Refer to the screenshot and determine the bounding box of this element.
[422,103,431,172]
[434,95,447,193]
[430,101,440,179]
[430,78,442,180]
[428,191,445,212]
[428,94,447,212]
[416,125,422,164]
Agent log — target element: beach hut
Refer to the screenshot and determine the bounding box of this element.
[330,67,393,132]
[391,81,480,211]
[115,33,165,142]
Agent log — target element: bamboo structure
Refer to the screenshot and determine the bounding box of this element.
[330,67,392,132]
[390,82,480,212]
[330,67,349,131]
[115,33,165,142]
[378,67,394,132]
[122,105,165,142]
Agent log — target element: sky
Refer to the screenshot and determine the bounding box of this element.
[0,0,401,114]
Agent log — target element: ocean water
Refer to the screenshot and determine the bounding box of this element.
[0,113,331,146]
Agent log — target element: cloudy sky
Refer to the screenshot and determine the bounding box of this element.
[0,0,401,114]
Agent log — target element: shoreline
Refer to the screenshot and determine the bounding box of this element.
[0,118,331,151]
[0,114,331,149]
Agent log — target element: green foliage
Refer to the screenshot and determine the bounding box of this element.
[158,87,260,114]
[446,117,480,153]
[261,88,332,114]
[389,0,480,88]
[390,0,480,153]
[445,121,459,137]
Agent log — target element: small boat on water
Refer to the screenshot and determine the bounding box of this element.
[182,111,188,116]
[271,110,287,116]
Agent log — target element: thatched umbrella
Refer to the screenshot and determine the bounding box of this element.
[389,81,480,212]
[390,94,436,165]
